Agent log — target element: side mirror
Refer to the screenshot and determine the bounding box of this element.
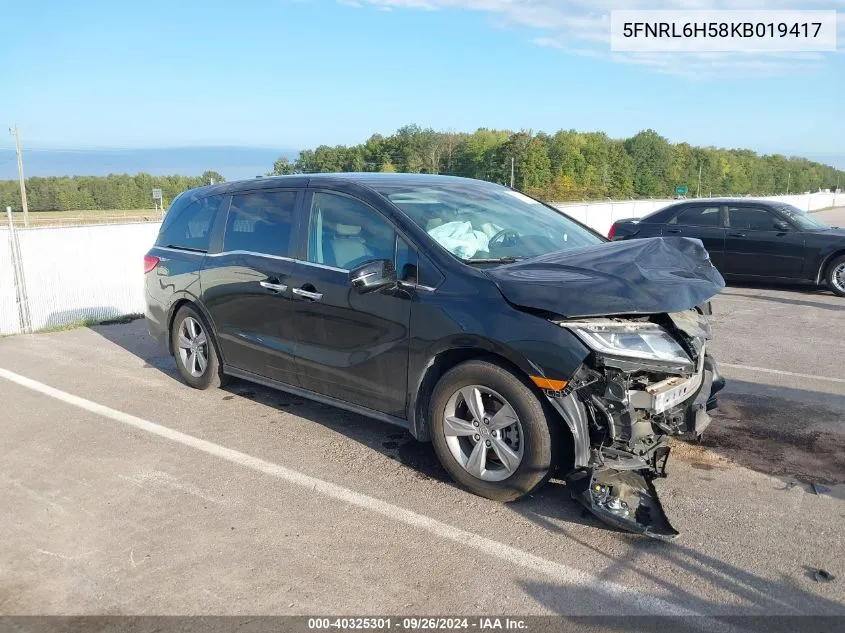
[349,259,397,294]
[773,220,791,231]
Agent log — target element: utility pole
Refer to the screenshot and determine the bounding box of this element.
[786,173,790,195]
[510,157,515,189]
[696,163,702,198]
[8,125,29,227]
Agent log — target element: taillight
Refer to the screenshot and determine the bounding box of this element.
[144,254,160,274]
[607,223,617,240]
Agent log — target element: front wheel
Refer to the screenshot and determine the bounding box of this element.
[429,360,558,502]
[826,255,845,297]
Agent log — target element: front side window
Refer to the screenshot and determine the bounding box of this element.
[728,206,776,231]
[371,180,601,262]
[224,190,297,257]
[159,194,224,252]
[308,192,395,270]
[671,206,722,227]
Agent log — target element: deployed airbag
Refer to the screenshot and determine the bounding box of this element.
[428,221,489,259]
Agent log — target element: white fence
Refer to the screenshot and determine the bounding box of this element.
[1,222,161,334]
[0,230,20,334]
[0,191,841,335]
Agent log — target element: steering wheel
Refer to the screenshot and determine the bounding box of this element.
[488,228,520,249]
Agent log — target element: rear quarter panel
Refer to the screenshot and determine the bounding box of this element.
[144,247,205,347]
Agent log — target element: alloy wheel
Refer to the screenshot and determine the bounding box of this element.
[832,263,845,294]
[442,385,524,482]
[177,316,209,378]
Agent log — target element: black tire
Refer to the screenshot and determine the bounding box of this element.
[826,255,845,297]
[170,305,227,390]
[429,360,559,502]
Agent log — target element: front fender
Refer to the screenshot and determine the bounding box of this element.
[814,246,845,284]
[406,316,590,443]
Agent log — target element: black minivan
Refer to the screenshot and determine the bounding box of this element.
[144,173,725,538]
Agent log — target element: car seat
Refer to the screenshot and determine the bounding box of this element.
[328,223,372,269]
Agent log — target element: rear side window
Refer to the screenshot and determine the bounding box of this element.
[671,206,722,227]
[224,190,298,257]
[159,194,224,252]
[728,206,776,231]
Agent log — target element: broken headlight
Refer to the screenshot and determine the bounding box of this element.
[555,320,691,366]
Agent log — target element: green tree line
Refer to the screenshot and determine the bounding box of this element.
[270,125,845,201]
[0,171,225,212]
[2,127,841,212]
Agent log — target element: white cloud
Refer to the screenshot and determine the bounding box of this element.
[340,0,844,76]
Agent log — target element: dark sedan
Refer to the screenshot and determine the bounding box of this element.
[609,199,845,296]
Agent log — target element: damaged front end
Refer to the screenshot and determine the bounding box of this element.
[547,309,724,540]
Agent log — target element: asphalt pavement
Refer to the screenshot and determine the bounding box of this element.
[1,211,844,617]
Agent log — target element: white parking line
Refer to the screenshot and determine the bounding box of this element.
[0,365,697,617]
[720,363,845,384]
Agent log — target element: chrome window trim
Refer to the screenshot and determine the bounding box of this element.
[157,246,435,289]
[398,281,436,293]
[300,260,349,273]
[206,251,433,289]
[204,249,295,263]
[154,246,207,256]
[200,249,350,273]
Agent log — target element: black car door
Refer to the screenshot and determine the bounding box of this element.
[661,204,726,270]
[200,188,304,386]
[285,189,413,418]
[722,205,805,279]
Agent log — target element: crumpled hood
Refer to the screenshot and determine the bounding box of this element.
[485,237,725,318]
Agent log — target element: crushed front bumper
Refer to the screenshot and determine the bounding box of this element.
[550,343,725,540]
[567,445,678,540]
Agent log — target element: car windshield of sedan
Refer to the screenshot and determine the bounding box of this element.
[778,204,830,231]
[372,181,602,262]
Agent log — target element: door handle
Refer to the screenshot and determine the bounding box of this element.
[729,232,747,237]
[292,287,323,301]
[259,281,287,292]
[665,229,682,234]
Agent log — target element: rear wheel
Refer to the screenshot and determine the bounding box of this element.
[171,305,226,389]
[826,255,845,297]
[429,360,558,502]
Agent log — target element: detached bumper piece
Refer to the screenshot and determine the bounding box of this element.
[567,446,679,540]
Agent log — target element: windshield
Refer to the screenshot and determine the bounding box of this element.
[778,204,829,231]
[371,180,602,262]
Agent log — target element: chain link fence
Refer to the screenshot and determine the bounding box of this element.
[1,213,161,334]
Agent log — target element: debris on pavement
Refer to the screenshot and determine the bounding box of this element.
[812,569,836,583]
[811,482,831,496]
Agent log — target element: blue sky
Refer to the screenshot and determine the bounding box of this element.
[1,0,843,162]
